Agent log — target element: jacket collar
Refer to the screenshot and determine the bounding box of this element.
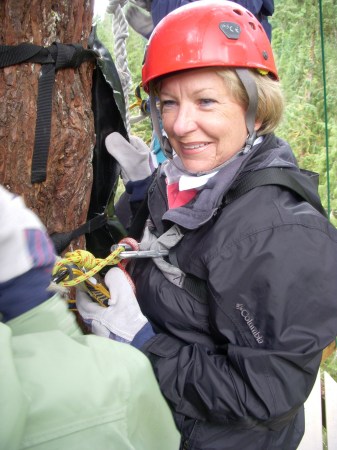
[161,134,298,230]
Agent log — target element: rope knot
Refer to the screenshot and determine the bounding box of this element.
[64,249,97,270]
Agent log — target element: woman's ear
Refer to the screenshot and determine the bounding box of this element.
[254,120,262,131]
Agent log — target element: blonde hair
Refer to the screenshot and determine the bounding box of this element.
[216,68,284,135]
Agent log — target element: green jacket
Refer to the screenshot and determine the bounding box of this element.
[0,293,180,450]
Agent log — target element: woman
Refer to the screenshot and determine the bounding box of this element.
[77,1,337,449]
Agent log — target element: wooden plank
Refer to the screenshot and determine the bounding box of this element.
[297,372,323,450]
[324,371,337,449]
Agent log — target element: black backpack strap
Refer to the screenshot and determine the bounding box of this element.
[224,167,327,217]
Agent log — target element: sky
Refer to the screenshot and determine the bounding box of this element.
[94,0,109,17]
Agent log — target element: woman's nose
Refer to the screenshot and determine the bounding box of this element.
[172,104,197,136]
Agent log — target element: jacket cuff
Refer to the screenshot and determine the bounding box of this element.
[125,176,152,202]
[0,268,54,322]
[131,322,155,348]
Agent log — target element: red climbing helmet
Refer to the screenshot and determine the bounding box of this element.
[142,0,278,92]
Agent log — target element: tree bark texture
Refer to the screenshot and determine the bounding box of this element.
[0,0,95,250]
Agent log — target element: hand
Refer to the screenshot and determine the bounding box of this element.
[76,267,148,343]
[125,3,154,39]
[105,132,154,184]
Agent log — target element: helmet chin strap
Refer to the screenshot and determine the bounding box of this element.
[150,68,259,163]
[235,69,258,154]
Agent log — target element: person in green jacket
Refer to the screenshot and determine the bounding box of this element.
[0,184,180,450]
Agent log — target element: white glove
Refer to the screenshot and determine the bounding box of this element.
[105,132,153,184]
[76,267,148,343]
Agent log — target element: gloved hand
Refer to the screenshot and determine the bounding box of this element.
[76,267,149,344]
[105,132,154,185]
[125,3,154,39]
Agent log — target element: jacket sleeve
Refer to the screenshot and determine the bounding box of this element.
[141,222,337,426]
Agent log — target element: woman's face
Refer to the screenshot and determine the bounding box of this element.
[159,68,249,173]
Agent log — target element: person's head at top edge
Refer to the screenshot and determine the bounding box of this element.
[142,0,283,174]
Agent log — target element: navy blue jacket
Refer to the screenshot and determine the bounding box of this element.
[151,0,274,39]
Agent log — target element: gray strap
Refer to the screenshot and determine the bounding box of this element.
[139,223,208,303]
[140,223,186,288]
[235,69,258,152]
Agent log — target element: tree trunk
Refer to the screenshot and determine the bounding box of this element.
[0,0,95,251]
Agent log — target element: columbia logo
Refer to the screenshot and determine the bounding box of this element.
[236,303,264,344]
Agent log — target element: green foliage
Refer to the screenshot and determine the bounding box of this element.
[272,0,337,223]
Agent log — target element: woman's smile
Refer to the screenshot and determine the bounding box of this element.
[179,142,211,154]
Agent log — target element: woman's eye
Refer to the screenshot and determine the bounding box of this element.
[199,98,216,106]
[160,99,176,108]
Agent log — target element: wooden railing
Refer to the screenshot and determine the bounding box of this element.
[297,370,337,449]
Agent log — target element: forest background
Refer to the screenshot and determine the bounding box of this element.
[95,0,337,379]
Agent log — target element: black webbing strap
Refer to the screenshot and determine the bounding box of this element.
[50,213,108,255]
[68,212,108,240]
[224,167,327,217]
[0,43,98,183]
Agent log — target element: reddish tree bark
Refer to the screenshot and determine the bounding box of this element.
[0,0,95,250]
